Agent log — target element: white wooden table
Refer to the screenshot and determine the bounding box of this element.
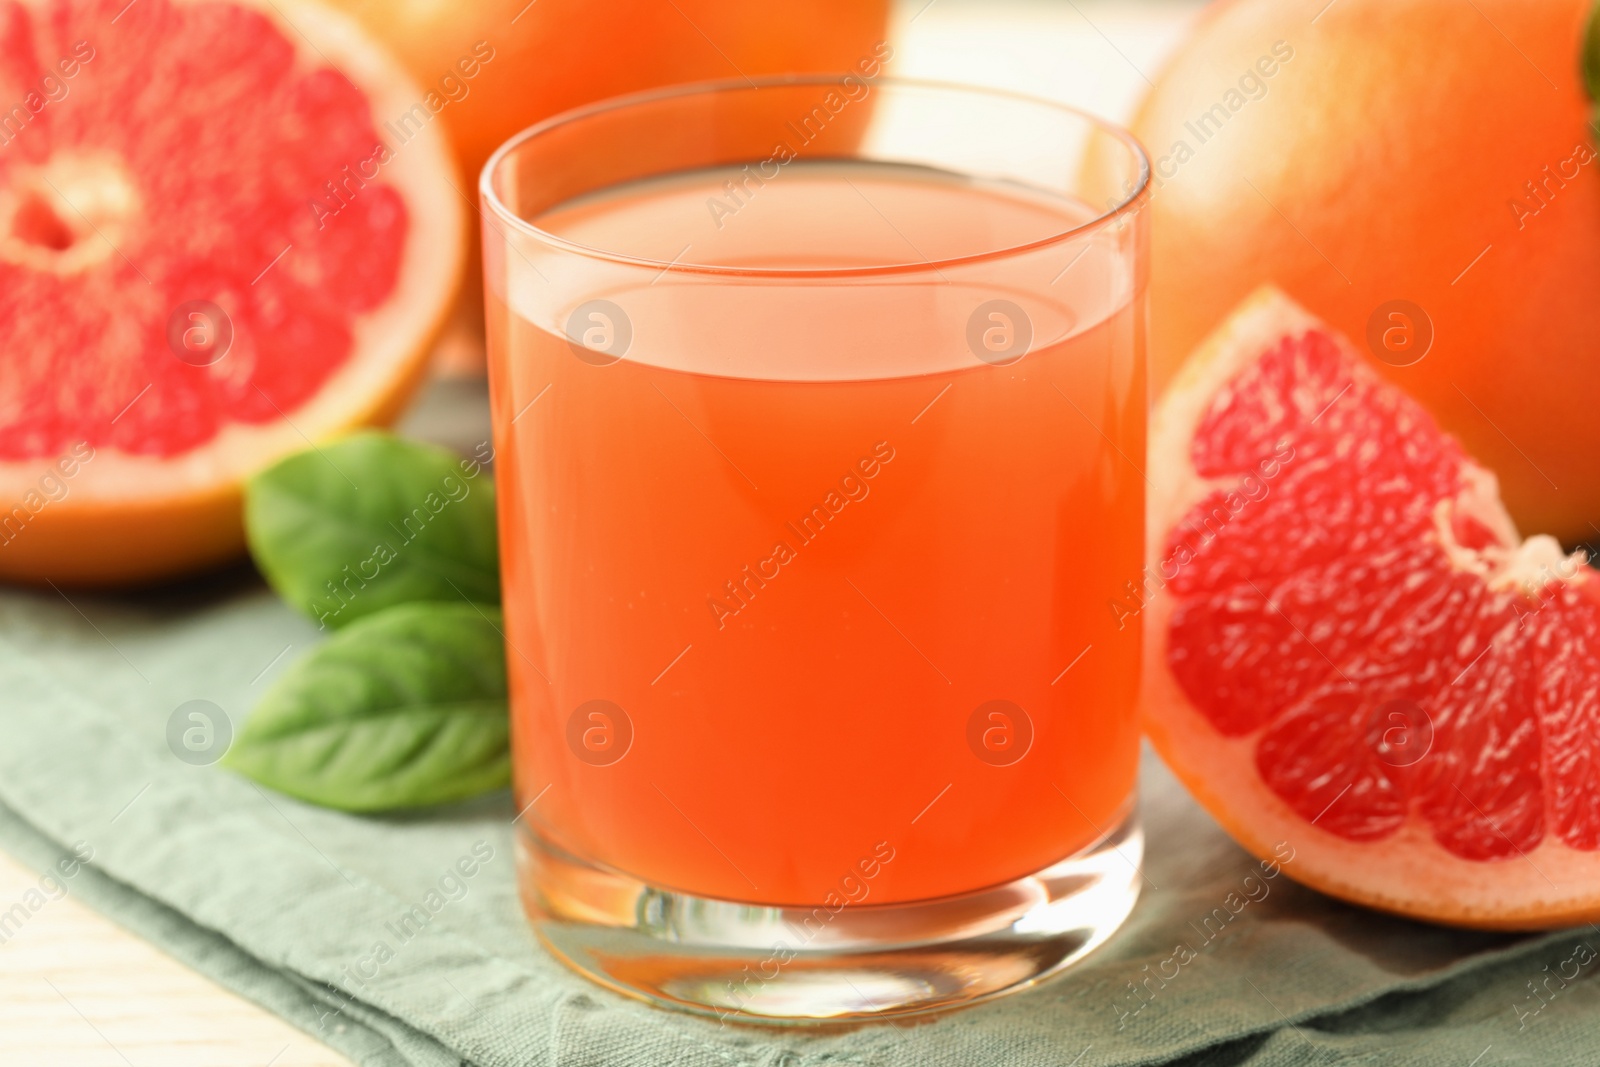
[0,2,1198,1061]
[0,849,348,1067]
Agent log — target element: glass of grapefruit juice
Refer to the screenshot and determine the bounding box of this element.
[480,77,1150,1021]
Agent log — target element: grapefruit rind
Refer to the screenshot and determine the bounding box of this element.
[1145,286,1600,930]
[0,0,466,585]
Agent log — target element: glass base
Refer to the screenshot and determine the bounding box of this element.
[516,808,1142,1023]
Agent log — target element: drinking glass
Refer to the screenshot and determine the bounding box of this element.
[480,75,1150,1022]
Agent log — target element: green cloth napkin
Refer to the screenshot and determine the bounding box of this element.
[1,578,1596,1067]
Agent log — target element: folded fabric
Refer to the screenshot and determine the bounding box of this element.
[0,582,1592,1067]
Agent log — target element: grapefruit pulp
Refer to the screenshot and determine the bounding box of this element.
[1145,287,1600,929]
[0,0,464,585]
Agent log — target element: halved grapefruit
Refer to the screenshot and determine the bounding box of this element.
[1144,287,1600,929]
[0,0,464,586]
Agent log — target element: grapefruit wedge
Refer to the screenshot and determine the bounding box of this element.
[1144,287,1600,929]
[0,0,464,586]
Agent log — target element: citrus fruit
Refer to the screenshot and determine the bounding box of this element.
[319,0,894,199]
[1143,287,1600,930]
[0,0,464,586]
[1131,0,1600,543]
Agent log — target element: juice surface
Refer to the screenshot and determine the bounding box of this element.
[488,161,1144,907]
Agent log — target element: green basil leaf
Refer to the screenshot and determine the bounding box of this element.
[245,431,499,628]
[223,602,510,811]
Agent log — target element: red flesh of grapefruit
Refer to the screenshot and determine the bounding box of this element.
[1145,287,1600,929]
[0,0,463,585]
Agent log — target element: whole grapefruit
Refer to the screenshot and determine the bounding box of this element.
[1132,0,1600,543]
[321,0,895,193]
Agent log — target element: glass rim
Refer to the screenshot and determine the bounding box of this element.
[478,74,1152,280]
